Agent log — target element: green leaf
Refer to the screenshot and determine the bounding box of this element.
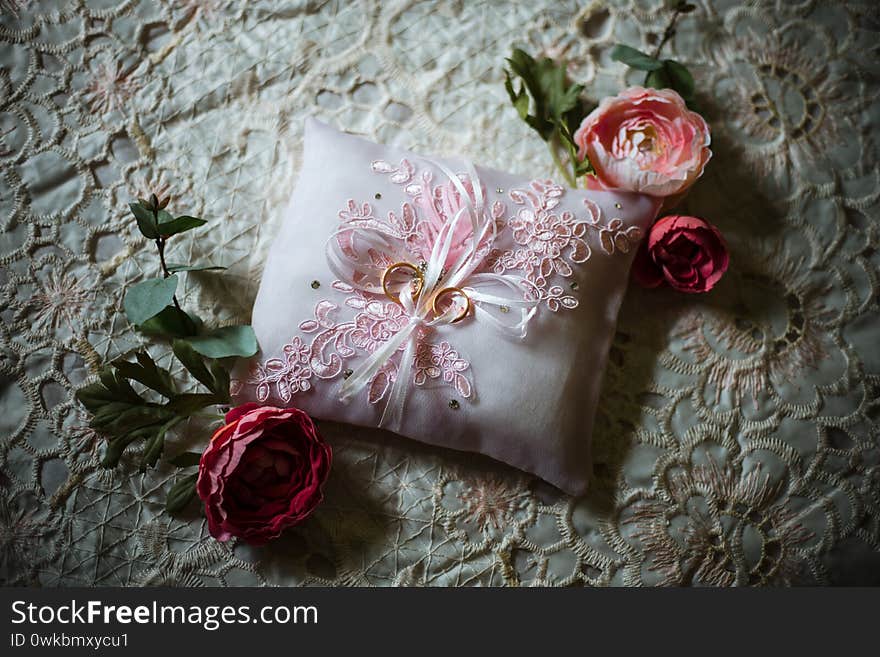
[505,48,586,142]
[141,433,164,469]
[137,305,201,339]
[166,393,224,415]
[172,340,215,389]
[645,66,673,91]
[209,359,230,402]
[558,126,595,178]
[186,325,258,359]
[91,404,170,435]
[102,431,146,468]
[80,378,177,466]
[172,340,230,400]
[166,263,226,273]
[663,59,695,100]
[506,49,552,140]
[130,203,159,239]
[83,387,212,469]
[77,369,140,410]
[141,417,182,470]
[642,59,695,101]
[166,473,198,514]
[168,451,203,468]
[110,351,177,398]
[75,354,220,472]
[610,44,664,71]
[504,71,530,122]
[124,275,179,325]
[158,215,207,237]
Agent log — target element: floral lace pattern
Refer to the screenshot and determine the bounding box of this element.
[238,281,474,406]
[623,455,813,586]
[368,157,507,268]
[414,341,471,398]
[489,182,642,310]
[1,0,878,588]
[244,153,638,411]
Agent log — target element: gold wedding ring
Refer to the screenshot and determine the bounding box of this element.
[431,286,472,324]
[382,262,424,304]
[382,263,471,323]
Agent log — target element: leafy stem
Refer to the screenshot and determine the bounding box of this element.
[154,230,182,312]
[548,137,577,187]
[74,192,261,498]
[504,48,590,187]
[609,2,698,108]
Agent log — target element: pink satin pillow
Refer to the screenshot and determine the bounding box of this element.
[233,119,659,495]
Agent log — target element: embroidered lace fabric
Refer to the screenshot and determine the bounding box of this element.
[240,280,476,406]
[1,0,879,586]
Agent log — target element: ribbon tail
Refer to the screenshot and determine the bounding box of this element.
[379,334,418,431]
[338,318,419,402]
[464,273,540,338]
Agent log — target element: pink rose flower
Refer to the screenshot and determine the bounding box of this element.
[632,214,729,293]
[574,86,711,197]
[197,403,331,545]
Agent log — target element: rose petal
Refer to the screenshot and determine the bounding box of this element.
[197,405,332,545]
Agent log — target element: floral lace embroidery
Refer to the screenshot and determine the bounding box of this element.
[241,281,474,404]
[488,180,643,311]
[368,157,507,266]
[244,164,639,405]
[414,340,471,398]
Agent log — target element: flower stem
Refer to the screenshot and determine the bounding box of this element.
[652,4,685,60]
[154,215,182,311]
[548,138,577,188]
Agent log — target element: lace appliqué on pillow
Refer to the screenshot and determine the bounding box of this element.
[487,179,643,311]
[237,161,639,406]
[237,281,474,405]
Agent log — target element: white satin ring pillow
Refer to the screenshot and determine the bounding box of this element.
[233,119,660,495]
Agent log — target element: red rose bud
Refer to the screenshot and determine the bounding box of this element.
[632,214,729,293]
[196,403,332,545]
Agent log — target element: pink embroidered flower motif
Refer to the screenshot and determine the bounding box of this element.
[238,280,474,407]
[414,341,472,398]
[594,213,643,256]
[84,60,140,114]
[348,297,410,354]
[247,336,313,402]
[490,182,642,311]
[491,180,590,311]
[280,338,313,395]
[510,204,589,274]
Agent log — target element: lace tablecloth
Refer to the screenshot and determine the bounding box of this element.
[2,0,878,586]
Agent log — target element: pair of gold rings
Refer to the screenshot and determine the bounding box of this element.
[381,262,471,323]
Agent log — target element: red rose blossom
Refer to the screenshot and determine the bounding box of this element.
[197,403,331,545]
[632,214,729,293]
